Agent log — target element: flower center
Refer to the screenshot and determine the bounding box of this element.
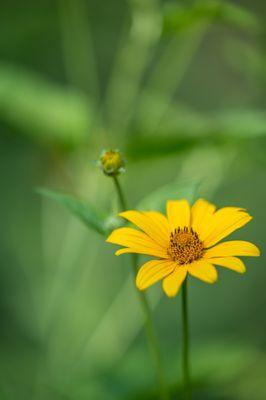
[167,227,204,265]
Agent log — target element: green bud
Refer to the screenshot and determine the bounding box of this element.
[99,149,125,177]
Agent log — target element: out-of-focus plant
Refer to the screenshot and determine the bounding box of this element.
[0,63,92,147]
[0,0,264,158]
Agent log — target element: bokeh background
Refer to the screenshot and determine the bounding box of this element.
[0,0,266,399]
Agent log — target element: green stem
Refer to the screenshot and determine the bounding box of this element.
[113,176,127,210]
[112,176,169,400]
[181,278,191,400]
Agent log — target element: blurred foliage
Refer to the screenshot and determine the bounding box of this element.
[163,0,260,34]
[0,63,92,147]
[0,0,266,399]
[137,179,200,211]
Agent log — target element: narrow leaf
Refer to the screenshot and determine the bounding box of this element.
[0,63,92,147]
[163,0,259,35]
[37,188,107,236]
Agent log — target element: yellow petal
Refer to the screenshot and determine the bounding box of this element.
[119,210,170,247]
[210,257,246,273]
[115,247,168,258]
[167,199,190,230]
[136,260,175,290]
[191,199,216,240]
[107,227,168,258]
[203,207,252,247]
[187,260,218,283]
[144,211,171,238]
[204,240,260,258]
[162,267,187,297]
[115,248,137,256]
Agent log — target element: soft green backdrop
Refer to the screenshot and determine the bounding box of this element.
[0,0,265,399]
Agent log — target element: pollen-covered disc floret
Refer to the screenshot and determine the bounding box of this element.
[168,227,204,265]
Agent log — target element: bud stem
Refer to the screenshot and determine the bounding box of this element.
[113,176,127,210]
[112,176,169,400]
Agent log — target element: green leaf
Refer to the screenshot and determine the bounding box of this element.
[212,110,266,138]
[0,63,92,147]
[37,188,107,236]
[128,102,266,160]
[163,0,260,35]
[137,180,200,213]
[218,1,259,31]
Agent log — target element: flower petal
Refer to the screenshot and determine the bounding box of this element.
[191,199,216,240]
[115,248,132,256]
[119,210,170,247]
[204,240,260,258]
[162,267,187,297]
[203,207,252,247]
[167,199,190,230]
[115,247,168,257]
[136,260,176,290]
[187,260,218,283]
[144,211,171,238]
[107,227,168,258]
[210,257,246,273]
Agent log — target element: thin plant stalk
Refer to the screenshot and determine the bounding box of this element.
[181,278,191,400]
[113,176,127,210]
[113,176,169,400]
[58,0,99,99]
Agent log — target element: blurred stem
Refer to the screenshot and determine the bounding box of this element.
[104,0,159,137]
[181,278,191,400]
[58,0,99,101]
[112,176,169,400]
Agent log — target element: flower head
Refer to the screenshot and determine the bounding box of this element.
[107,199,260,297]
[99,149,125,177]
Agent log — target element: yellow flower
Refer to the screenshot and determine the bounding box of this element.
[107,199,260,297]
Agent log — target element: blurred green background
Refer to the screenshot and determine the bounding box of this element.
[0,0,266,399]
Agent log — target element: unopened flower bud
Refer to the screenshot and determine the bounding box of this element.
[99,149,125,177]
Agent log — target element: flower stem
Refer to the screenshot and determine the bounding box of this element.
[113,176,127,210]
[112,176,169,400]
[181,278,191,400]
